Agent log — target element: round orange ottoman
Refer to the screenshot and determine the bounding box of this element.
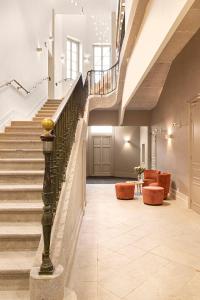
[142,186,164,205]
[115,183,135,200]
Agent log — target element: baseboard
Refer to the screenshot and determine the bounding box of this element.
[170,188,189,208]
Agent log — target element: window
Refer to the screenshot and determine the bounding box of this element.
[67,38,80,80]
[93,45,111,82]
[91,126,112,134]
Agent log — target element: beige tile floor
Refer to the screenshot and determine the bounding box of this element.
[69,184,200,300]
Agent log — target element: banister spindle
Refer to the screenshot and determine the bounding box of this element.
[39,118,55,275]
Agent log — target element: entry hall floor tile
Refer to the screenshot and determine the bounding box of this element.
[68,184,200,300]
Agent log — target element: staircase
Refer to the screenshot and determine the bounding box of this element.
[0,100,61,297]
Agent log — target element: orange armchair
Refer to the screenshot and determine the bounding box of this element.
[143,170,160,187]
[150,173,171,199]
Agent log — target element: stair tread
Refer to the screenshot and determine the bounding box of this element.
[0,251,35,272]
[0,149,42,151]
[0,140,41,142]
[0,171,43,175]
[0,133,40,136]
[0,159,44,162]
[0,185,42,191]
[0,290,29,299]
[0,222,41,236]
[0,202,42,210]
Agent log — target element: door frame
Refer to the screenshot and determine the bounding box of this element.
[88,127,115,176]
[188,94,200,210]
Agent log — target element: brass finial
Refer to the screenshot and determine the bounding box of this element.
[41,118,54,135]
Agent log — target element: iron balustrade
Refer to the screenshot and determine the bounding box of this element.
[0,77,50,95]
[86,8,125,97]
[87,61,119,96]
[39,74,88,274]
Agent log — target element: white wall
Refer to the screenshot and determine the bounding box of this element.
[121,0,196,112]
[114,126,140,178]
[54,13,112,98]
[0,0,54,128]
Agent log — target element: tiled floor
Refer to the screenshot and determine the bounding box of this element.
[69,184,200,300]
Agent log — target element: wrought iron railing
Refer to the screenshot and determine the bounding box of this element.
[39,74,88,274]
[87,61,119,96]
[0,77,50,95]
[86,3,125,96]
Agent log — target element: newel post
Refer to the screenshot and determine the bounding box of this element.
[39,118,55,275]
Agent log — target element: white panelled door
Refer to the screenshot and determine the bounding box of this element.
[92,135,112,176]
[191,101,200,213]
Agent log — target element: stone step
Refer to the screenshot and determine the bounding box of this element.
[0,140,42,150]
[46,99,62,103]
[0,289,77,300]
[11,121,41,127]
[0,202,42,222]
[0,251,35,290]
[0,290,30,299]
[42,106,59,111]
[0,159,44,171]
[0,149,43,159]
[38,109,57,114]
[0,222,41,250]
[32,117,45,122]
[0,185,42,201]
[39,105,56,110]
[5,127,43,134]
[35,113,53,118]
[0,171,44,185]
[0,133,40,141]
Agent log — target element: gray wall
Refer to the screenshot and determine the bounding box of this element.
[88,110,151,126]
[114,127,140,178]
[151,29,200,196]
[87,126,140,178]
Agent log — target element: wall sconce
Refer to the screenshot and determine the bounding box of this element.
[36,47,43,52]
[60,54,65,64]
[172,122,181,128]
[84,53,90,64]
[165,133,173,140]
[124,137,131,143]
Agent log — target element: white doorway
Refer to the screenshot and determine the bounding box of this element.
[190,97,200,213]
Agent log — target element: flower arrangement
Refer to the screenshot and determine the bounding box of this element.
[134,166,145,181]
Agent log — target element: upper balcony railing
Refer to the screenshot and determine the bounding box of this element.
[86,9,125,96]
[87,61,119,96]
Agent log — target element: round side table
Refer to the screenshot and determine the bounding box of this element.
[126,181,144,196]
